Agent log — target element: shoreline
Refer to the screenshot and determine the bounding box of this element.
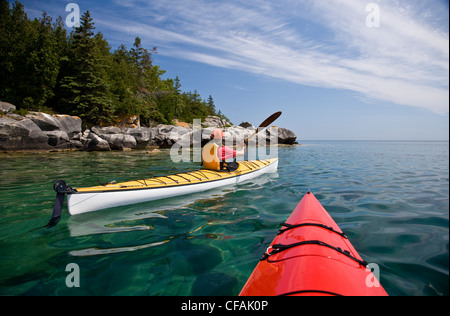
[1,110,298,153]
[0,142,301,155]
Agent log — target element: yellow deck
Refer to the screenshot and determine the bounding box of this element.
[75,158,277,193]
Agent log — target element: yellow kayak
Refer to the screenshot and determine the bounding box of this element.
[47,158,278,224]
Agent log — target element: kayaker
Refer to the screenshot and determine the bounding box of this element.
[202,128,246,171]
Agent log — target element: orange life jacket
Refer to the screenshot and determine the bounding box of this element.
[202,142,221,170]
[202,142,240,172]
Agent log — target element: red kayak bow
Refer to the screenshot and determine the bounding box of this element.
[240,191,388,296]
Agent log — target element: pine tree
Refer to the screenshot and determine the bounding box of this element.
[0,1,226,126]
[0,0,12,100]
[60,10,114,125]
[207,95,216,116]
[0,0,30,107]
[110,44,138,116]
[23,11,60,110]
[47,16,69,113]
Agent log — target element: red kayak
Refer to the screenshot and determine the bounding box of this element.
[240,192,388,296]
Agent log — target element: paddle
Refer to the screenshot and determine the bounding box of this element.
[236,111,282,149]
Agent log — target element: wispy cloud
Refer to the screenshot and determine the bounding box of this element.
[103,0,449,114]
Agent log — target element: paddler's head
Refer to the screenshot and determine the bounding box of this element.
[210,129,224,142]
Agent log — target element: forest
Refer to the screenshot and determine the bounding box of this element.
[0,0,227,126]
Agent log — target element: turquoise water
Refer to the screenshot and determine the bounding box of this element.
[0,141,448,296]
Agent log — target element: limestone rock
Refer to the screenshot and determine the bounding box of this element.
[0,115,50,150]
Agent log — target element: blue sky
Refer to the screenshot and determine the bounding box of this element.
[18,0,449,140]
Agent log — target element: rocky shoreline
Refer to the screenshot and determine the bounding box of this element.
[1,101,297,152]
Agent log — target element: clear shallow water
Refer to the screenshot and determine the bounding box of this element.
[0,141,448,296]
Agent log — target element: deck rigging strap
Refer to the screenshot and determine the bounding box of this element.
[261,240,368,267]
[278,290,343,296]
[278,222,347,238]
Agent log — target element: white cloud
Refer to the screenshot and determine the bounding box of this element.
[104,0,449,114]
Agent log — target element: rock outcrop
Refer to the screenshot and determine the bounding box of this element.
[267,126,298,145]
[0,101,16,114]
[1,102,298,151]
[0,114,51,150]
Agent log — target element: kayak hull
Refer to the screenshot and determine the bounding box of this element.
[67,158,278,215]
[239,191,388,296]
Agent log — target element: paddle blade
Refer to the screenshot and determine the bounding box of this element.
[257,111,282,131]
[240,111,282,146]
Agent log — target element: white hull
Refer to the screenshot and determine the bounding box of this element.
[67,160,278,215]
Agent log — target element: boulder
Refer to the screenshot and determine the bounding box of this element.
[98,134,137,150]
[90,126,142,150]
[267,127,297,144]
[0,109,298,151]
[69,140,83,149]
[25,112,59,131]
[45,131,70,148]
[25,112,82,139]
[0,101,16,113]
[224,126,252,145]
[123,127,154,149]
[0,115,51,150]
[201,116,232,128]
[91,126,122,135]
[238,121,255,129]
[152,125,190,148]
[53,114,82,138]
[82,132,111,151]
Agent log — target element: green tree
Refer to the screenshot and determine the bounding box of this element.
[0,1,227,126]
[47,16,69,113]
[109,44,138,116]
[172,76,185,118]
[0,0,31,107]
[206,95,216,116]
[0,0,13,101]
[59,10,114,125]
[22,12,60,110]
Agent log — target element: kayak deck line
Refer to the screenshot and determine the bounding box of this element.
[261,239,369,267]
[277,222,348,238]
[239,191,388,296]
[47,158,278,226]
[73,159,276,194]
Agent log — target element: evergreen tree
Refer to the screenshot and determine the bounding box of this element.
[60,10,114,125]
[173,76,184,118]
[0,0,30,107]
[0,1,226,126]
[0,0,12,100]
[207,95,216,116]
[47,16,69,113]
[22,11,60,110]
[109,44,138,116]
